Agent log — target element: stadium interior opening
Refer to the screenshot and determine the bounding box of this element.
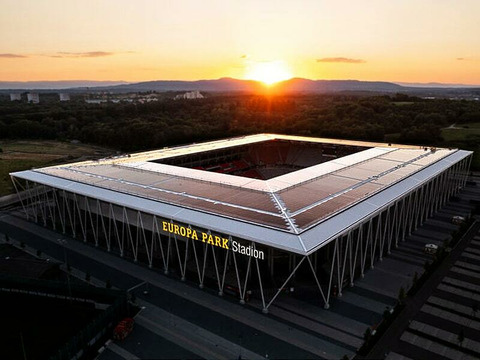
[153,139,370,180]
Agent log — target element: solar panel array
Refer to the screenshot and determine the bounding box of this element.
[36,145,454,233]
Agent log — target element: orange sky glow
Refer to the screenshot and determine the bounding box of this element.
[1,0,479,85]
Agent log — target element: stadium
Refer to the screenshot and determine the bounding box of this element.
[10,134,472,312]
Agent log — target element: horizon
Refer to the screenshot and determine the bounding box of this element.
[1,77,480,91]
[1,1,480,85]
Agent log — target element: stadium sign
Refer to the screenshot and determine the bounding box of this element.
[161,221,264,260]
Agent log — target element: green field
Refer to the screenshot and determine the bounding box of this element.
[441,123,480,170]
[392,101,415,106]
[0,140,112,196]
[441,122,480,141]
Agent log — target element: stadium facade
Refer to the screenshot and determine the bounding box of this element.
[10,134,472,312]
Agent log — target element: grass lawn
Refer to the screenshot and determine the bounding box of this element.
[441,122,480,170]
[441,122,480,142]
[392,101,415,106]
[0,140,113,196]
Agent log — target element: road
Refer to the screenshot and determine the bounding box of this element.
[0,211,343,359]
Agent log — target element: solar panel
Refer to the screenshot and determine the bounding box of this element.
[379,149,428,162]
[39,168,106,184]
[356,158,401,172]
[293,194,356,229]
[177,197,289,230]
[75,164,130,178]
[223,191,278,212]
[154,177,279,213]
[280,187,331,213]
[343,182,382,199]
[411,150,450,166]
[77,164,172,185]
[333,167,379,181]
[279,175,359,212]
[372,164,421,185]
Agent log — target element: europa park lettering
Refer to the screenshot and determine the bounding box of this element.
[162,221,264,260]
[162,221,229,249]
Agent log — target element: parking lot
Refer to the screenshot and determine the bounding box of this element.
[1,179,478,359]
[385,224,480,360]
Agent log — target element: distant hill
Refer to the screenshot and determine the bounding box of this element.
[274,78,403,93]
[105,78,263,92]
[396,81,480,88]
[1,78,478,95]
[98,77,403,93]
[0,80,128,90]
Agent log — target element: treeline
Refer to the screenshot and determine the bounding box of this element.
[1,92,479,152]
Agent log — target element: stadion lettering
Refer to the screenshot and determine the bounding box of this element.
[162,221,264,260]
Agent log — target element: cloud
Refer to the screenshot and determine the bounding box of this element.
[457,57,479,61]
[0,53,27,58]
[316,57,366,64]
[54,51,115,58]
[1,51,134,59]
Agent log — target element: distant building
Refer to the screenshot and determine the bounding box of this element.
[85,99,107,104]
[27,93,39,103]
[10,93,21,101]
[137,94,158,104]
[174,90,204,100]
[59,93,70,101]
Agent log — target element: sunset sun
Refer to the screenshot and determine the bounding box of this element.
[245,61,292,85]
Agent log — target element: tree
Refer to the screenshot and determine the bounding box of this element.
[472,302,479,318]
[363,327,372,343]
[412,272,418,286]
[458,328,465,347]
[383,307,391,320]
[424,260,431,272]
[398,286,406,305]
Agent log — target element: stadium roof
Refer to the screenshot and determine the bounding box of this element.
[11,134,471,255]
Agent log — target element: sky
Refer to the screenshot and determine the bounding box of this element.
[0,0,479,84]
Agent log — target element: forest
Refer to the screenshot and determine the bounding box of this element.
[1,92,479,168]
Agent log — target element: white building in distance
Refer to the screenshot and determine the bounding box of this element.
[10,93,21,101]
[85,99,107,104]
[174,90,204,100]
[59,93,70,101]
[27,93,39,103]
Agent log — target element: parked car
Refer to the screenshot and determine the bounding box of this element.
[113,318,134,340]
[424,244,438,255]
[452,215,466,225]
